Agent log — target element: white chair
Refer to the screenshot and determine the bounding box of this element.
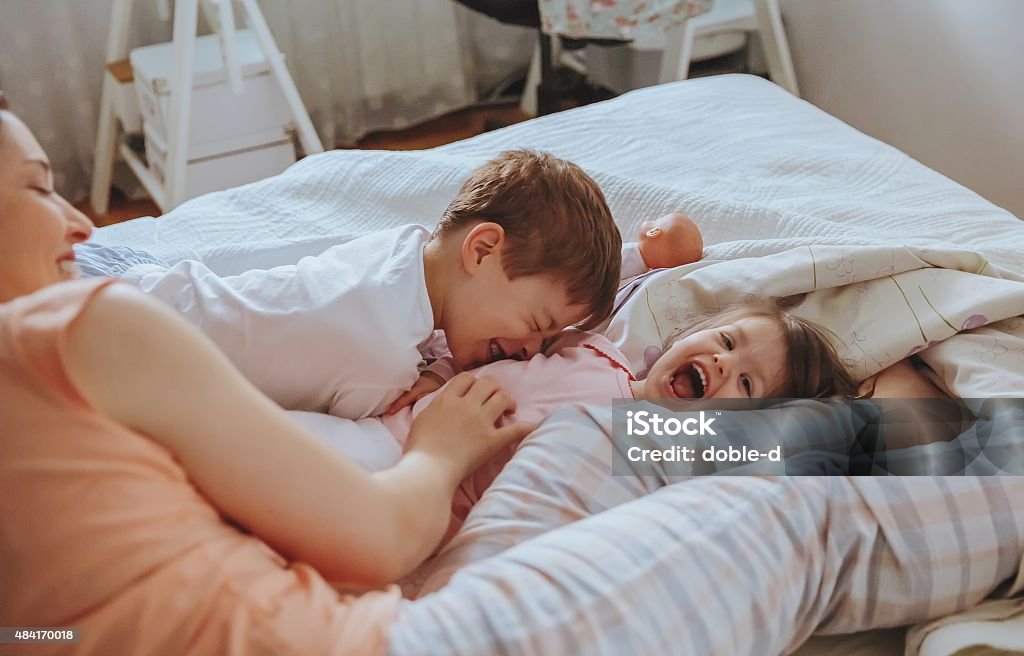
[658,0,800,96]
[520,0,800,115]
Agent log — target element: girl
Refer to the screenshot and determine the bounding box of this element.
[287,303,860,540]
[0,96,527,654]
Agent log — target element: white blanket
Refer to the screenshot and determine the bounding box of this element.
[95,74,1024,654]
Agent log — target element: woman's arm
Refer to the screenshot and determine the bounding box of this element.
[857,358,964,449]
[63,285,530,587]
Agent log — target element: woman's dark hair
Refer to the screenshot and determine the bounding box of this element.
[663,304,859,398]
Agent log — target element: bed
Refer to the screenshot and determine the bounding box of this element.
[95,75,1024,655]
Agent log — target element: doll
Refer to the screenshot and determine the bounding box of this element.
[637,211,703,269]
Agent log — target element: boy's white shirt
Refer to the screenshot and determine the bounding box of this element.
[123,225,435,420]
[123,233,650,419]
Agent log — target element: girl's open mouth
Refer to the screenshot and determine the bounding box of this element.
[668,362,708,398]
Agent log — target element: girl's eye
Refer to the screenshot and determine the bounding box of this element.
[32,186,54,196]
[741,375,753,396]
[721,333,734,350]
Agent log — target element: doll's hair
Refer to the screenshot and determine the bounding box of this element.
[663,304,858,398]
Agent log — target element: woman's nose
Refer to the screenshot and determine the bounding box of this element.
[65,202,95,243]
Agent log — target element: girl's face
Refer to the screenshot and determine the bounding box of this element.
[0,112,94,302]
[638,316,789,400]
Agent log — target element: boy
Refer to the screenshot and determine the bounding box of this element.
[388,210,705,412]
[123,150,622,419]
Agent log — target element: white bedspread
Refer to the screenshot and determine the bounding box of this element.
[95,75,1023,278]
[95,75,1024,655]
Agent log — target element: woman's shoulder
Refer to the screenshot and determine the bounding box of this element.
[2,279,172,388]
[1,279,126,346]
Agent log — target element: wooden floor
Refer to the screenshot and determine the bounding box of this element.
[78,103,530,227]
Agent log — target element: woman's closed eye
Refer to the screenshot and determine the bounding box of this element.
[740,374,753,396]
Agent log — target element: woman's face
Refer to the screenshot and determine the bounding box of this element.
[637,316,789,400]
[0,111,94,302]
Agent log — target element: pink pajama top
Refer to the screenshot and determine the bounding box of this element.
[382,330,636,527]
[0,280,399,656]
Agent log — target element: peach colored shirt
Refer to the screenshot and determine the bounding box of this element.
[0,279,398,656]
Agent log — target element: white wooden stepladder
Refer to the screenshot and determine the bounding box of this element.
[91,0,324,213]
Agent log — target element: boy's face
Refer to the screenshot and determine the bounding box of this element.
[442,230,589,370]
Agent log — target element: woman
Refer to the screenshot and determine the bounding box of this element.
[0,97,531,653]
[2,100,1021,656]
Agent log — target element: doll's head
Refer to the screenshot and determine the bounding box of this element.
[637,211,703,269]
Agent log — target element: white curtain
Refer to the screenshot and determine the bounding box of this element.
[0,0,534,203]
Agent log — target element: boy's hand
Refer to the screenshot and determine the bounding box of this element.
[387,371,445,414]
[405,373,535,483]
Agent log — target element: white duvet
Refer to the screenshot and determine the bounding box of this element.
[96,74,1024,654]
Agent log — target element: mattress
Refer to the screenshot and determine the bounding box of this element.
[94,74,1024,655]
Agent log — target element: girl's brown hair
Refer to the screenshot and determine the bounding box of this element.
[663,304,858,398]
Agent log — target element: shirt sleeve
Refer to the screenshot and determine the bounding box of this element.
[5,278,119,409]
[620,242,649,280]
[123,258,421,419]
[417,331,458,382]
[423,357,458,383]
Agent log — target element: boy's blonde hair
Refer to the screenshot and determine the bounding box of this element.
[433,149,621,330]
[664,304,858,398]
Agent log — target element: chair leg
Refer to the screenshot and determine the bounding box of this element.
[535,34,561,115]
[753,0,800,96]
[519,38,541,116]
[658,19,698,84]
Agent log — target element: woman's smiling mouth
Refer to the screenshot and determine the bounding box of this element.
[57,253,79,277]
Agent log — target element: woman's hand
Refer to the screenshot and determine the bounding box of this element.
[405,373,535,484]
[62,285,529,587]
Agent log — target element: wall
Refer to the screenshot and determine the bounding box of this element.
[779,0,1024,218]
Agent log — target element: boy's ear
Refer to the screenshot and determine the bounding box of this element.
[461,222,505,272]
